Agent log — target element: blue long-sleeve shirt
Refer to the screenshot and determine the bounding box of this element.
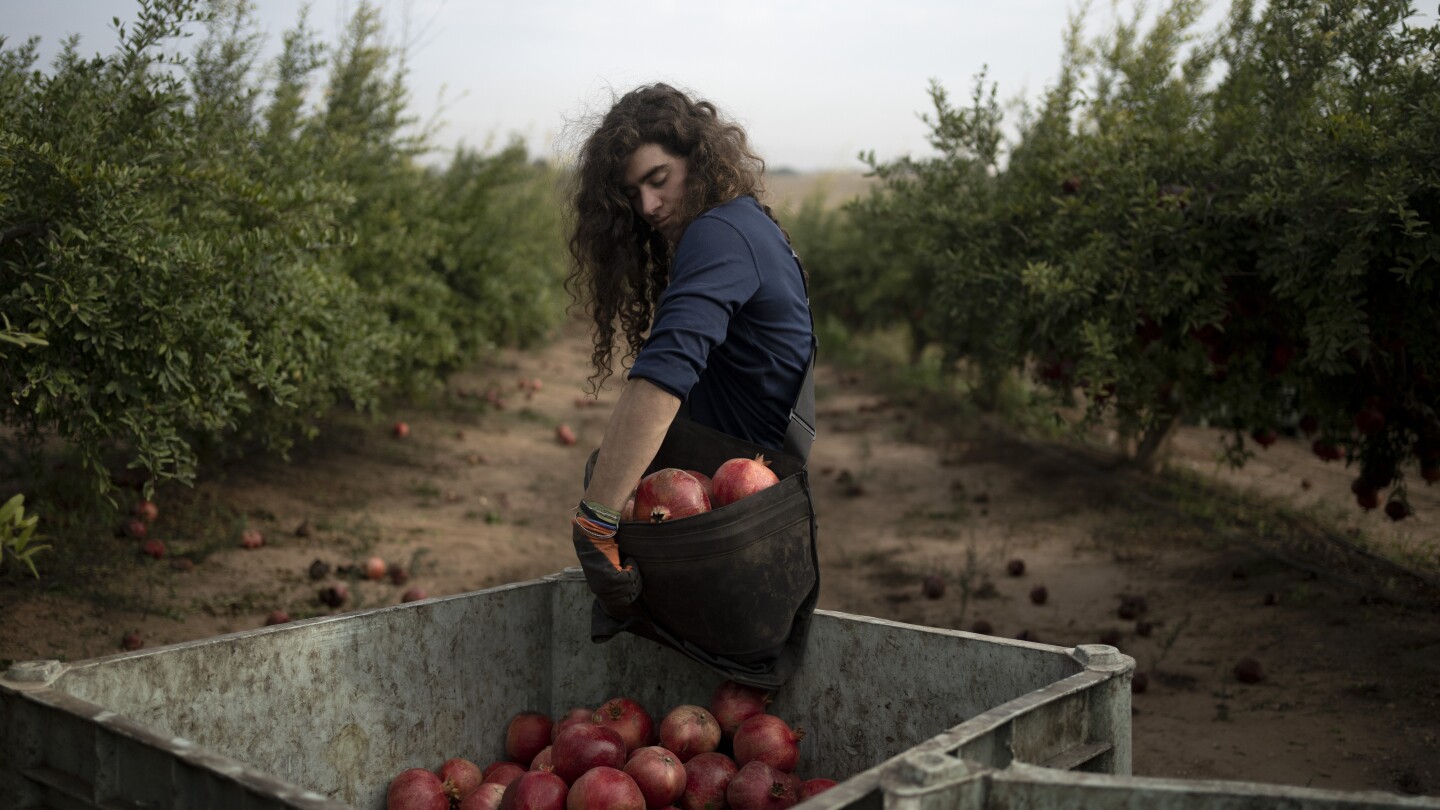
[628,196,812,452]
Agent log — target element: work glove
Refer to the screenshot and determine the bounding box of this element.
[571,522,642,616]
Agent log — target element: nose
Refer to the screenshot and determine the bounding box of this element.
[638,186,662,221]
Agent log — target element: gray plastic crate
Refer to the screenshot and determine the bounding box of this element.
[877,750,1440,810]
[0,568,1132,809]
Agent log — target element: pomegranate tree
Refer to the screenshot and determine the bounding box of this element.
[634,469,711,523]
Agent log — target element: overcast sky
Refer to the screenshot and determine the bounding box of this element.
[7,1,1248,172]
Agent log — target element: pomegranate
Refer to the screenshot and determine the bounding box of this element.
[732,715,803,773]
[387,767,449,810]
[507,711,555,766]
[461,783,508,810]
[710,456,780,508]
[484,761,527,788]
[592,696,654,755]
[634,469,711,523]
[710,681,771,741]
[678,752,738,810]
[551,723,627,785]
[684,470,714,495]
[658,705,721,762]
[319,584,349,608]
[365,556,388,580]
[393,421,411,438]
[240,528,264,549]
[568,766,646,810]
[557,424,578,446]
[120,632,143,651]
[726,761,799,810]
[499,770,568,810]
[133,499,159,523]
[439,758,485,802]
[553,707,594,741]
[531,745,555,772]
[402,587,428,602]
[264,610,291,625]
[124,518,148,540]
[798,779,836,799]
[624,746,687,809]
[141,539,166,559]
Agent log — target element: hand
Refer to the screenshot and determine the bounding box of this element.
[571,521,642,615]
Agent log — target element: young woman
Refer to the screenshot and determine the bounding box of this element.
[567,83,814,573]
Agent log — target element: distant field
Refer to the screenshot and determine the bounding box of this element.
[763,170,878,213]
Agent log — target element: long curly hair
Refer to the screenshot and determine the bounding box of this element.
[566,83,787,392]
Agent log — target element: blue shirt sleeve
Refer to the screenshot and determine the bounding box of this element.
[628,214,761,401]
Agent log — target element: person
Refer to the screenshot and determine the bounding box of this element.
[566,83,814,569]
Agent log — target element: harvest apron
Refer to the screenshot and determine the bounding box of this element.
[579,326,818,689]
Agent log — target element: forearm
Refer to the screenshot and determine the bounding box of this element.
[583,377,681,513]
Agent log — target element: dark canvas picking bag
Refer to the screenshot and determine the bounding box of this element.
[578,353,818,689]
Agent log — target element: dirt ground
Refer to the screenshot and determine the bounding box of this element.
[3,318,1439,801]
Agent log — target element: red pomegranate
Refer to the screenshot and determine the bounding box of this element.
[553,707,594,741]
[551,723,627,785]
[568,766,646,810]
[624,746,688,810]
[634,469,711,523]
[799,779,836,799]
[732,715,803,773]
[460,782,508,810]
[483,761,527,788]
[507,711,555,766]
[710,456,780,508]
[685,470,714,495]
[530,745,555,772]
[659,705,721,762]
[726,761,800,810]
[678,753,738,810]
[499,770,569,810]
[592,696,655,755]
[438,758,484,802]
[710,681,771,741]
[387,767,450,810]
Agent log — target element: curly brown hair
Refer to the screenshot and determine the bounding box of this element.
[566,83,788,392]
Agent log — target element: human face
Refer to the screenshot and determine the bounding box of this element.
[623,143,688,243]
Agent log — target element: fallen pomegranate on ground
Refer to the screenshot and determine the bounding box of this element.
[634,468,711,523]
[264,610,291,626]
[710,455,780,508]
[239,528,264,549]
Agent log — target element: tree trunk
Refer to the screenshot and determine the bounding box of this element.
[1131,411,1182,474]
